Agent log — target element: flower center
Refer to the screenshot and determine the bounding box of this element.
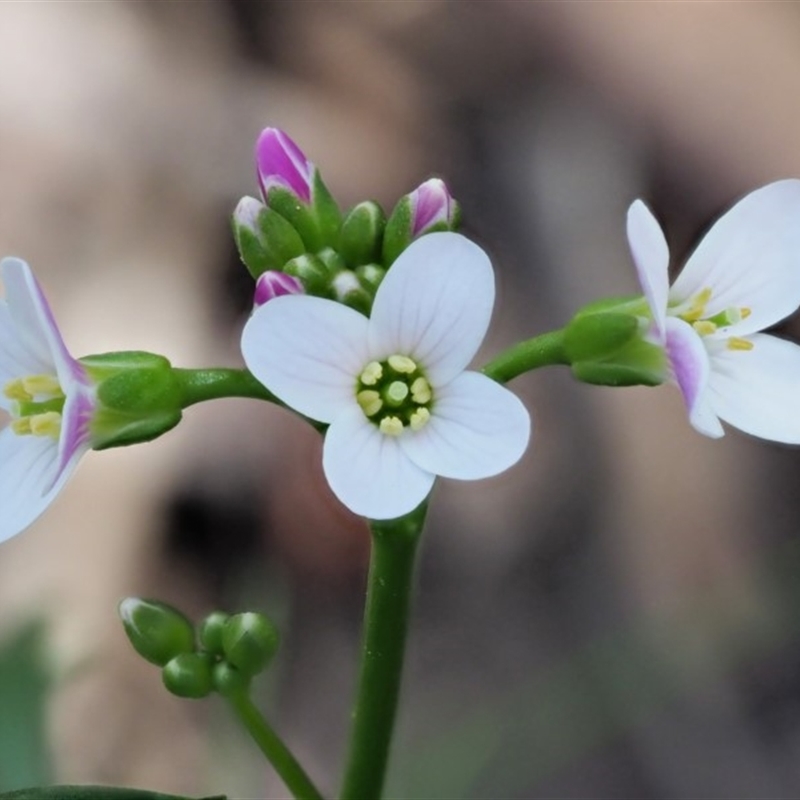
[355,354,433,436]
[3,374,65,439]
[673,287,754,352]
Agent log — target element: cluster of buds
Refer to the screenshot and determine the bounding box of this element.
[232,128,460,315]
[119,598,279,699]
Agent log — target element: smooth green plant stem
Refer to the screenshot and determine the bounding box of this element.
[226,690,324,800]
[339,502,429,800]
[481,329,569,384]
[173,368,280,408]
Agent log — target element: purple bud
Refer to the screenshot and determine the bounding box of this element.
[409,178,457,237]
[256,128,313,204]
[254,271,305,307]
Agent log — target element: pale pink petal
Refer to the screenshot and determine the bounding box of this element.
[671,180,800,336]
[706,333,800,443]
[399,371,530,479]
[664,317,723,438]
[627,200,670,338]
[242,295,369,423]
[323,405,435,520]
[367,232,494,386]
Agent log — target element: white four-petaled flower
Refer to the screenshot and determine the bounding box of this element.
[0,257,95,542]
[242,232,531,519]
[627,179,800,442]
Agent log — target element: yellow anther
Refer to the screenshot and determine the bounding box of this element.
[409,408,431,431]
[359,361,383,386]
[388,354,417,374]
[10,417,32,435]
[379,416,404,436]
[29,412,62,438]
[727,337,755,352]
[740,307,752,319]
[3,379,31,402]
[681,287,713,322]
[385,381,409,406]
[410,377,432,404]
[357,390,383,417]
[692,320,717,336]
[23,374,63,398]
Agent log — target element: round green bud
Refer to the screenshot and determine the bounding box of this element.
[162,652,214,699]
[339,201,386,267]
[283,253,333,298]
[118,597,195,667]
[221,612,280,677]
[212,661,251,698]
[199,611,230,655]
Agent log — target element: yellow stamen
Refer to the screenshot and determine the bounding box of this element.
[692,320,717,336]
[357,390,383,417]
[385,381,409,406]
[410,377,432,404]
[740,307,751,319]
[681,287,713,322]
[23,374,63,397]
[388,354,416,374]
[727,337,754,351]
[379,416,404,436]
[409,408,431,431]
[3,379,31,402]
[29,411,61,438]
[10,417,32,435]
[359,361,383,386]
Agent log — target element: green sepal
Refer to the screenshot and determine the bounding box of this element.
[571,337,666,387]
[355,263,386,294]
[162,652,215,699]
[563,312,640,363]
[0,788,226,800]
[339,201,386,267]
[283,254,334,298]
[316,247,348,277]
[81,352,183,450]
[573,294,647,318]
[221,612,279,677]
[331,270,373,316]
[311,170,343,248]
[118,598,195,667]
[232,201,305,279]
[381,195,413,267]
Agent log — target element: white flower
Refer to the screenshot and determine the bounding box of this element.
[0,257,95,542]
[242,232,531,519]
[627,179,800,441]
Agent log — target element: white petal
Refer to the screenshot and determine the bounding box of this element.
[368,232,494,386]
[671,180,800,336]
[399,371,530,479]
[0,427,82,544]
[242,295,369,423]
[706,333,800,443]
[664,317,724,438]
[626,200,670,337]
[322,405,435,520]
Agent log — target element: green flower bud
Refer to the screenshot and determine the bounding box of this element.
[118,598,195,667]
[316,247,348,277]
[232,196,305,279]
[162,652,214,699]
[198,611,229,655]
[283,254,333,298]
[81,352,183,450]
[221,612,279,677]
[354,263,386,294]
[331,270,373,316]
[339,201,386,267]
[212,661,251,698]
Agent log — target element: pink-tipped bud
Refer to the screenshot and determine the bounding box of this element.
[256,128,313,204]
[409,178,458,236]
[254,271,305,307]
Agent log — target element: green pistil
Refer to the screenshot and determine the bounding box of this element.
[355,355,433,434]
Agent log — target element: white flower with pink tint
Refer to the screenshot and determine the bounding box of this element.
[0,258,95,542]
[256,128,314,204]
[627,180,800,441]
[242,232,530,520]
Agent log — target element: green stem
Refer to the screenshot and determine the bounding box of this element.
[481,329,569,384]
[226,691,324,800]
[339,502,428,800]
[173,368,280,408]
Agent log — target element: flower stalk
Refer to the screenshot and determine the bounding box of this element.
[339,501,428,800]
[481,329,569,384]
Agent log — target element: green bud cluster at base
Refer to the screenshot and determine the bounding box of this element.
[119,600,280,701]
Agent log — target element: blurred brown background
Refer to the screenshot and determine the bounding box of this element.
[2,2,800,798]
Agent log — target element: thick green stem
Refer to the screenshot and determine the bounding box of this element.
[339,502,428,800]
[226,691,324,800]
[172,368,280,408]
[481,329,569,384]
